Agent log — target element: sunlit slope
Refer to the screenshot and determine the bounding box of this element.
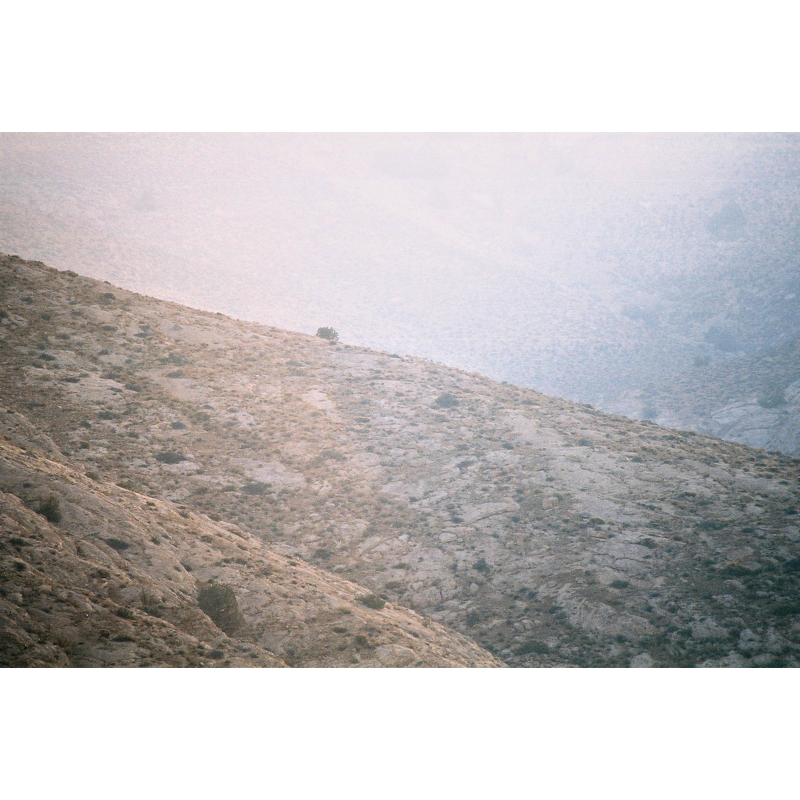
[2,255,799,667]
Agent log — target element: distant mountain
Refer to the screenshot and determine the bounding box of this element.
[2,255,799,667]
[1,133,798,454]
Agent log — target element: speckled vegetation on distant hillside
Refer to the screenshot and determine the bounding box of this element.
[2,255,800,667]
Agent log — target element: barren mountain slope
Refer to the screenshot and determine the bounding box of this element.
[0,426,501,667]
[2,255,800,667]
[0,431,500,668]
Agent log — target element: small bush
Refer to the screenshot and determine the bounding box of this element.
[163,353,186,366]
[434,392,459,408]
[610,579,629,589]
[696,520,726,531]
[473,558,490,574]
[197,582,245,634]
[722,561,752,576]
[38,495,61,524]
[465,611,481,627]
[105,537,130,552]
[242,481,271,495]
[357,593,386,610]
[641,405,659,421]
[316,327,339,341]
[155,450,187,464]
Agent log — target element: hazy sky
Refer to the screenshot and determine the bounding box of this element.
[2,133,799,405]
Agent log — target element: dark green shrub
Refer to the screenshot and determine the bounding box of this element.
[641,405,659,421]
[163,353,186,366]
[473,558,489,573]
[434,392,459,408]
[357,593,385,610]
[696,520,725,531]
[722,561,752,576]
[105,537,130,552]
[316,327,339,341]
[642,538,657,549]
[242,481,271,495]
[610,579,629,589]
[197,582,245,634]
[38,495,61,524]
[155,450,187,464]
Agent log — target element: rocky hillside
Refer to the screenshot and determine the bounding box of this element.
[2,255,800,667]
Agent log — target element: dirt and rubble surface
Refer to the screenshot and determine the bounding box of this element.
[2,255,800,667]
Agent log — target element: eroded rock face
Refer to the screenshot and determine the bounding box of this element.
[2,255,800,667]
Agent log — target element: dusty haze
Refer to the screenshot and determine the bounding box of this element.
[2,133,799,450]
